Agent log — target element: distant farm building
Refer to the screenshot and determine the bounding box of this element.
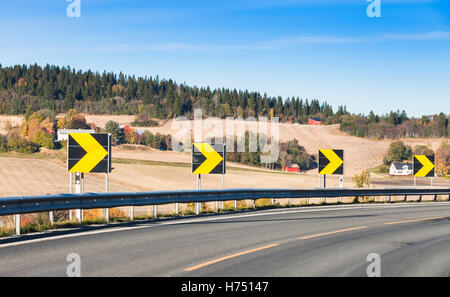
[389,163,413,176]
[121,125,133,133]
[283,164,300,173]
[308,118,322,125]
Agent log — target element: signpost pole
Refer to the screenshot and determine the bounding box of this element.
[69,172,73,220]
[216,174,224,211]
[196,174,201,215]
[105,173,109,222]
[68,132,111,222]
[414,176,416,188]
[80,173,84,221]
[339,175,343,203]
[75,172,81,222]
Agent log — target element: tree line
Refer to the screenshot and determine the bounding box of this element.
[0,63,448,139]
[0,63,338,122]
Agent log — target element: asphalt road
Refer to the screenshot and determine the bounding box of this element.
[1,202,449,277]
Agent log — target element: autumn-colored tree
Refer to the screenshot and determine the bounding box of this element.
[20,119,28,137]
[40,117,55,134]
[19,110,56,148]
[69,113,88,129]
[56,117,65,129]
[413,144,434,156]
[26,118,41,142]
[352,170,371,188]
[124,128,136,144]
[436,141,450,177]
[32,130,55,149]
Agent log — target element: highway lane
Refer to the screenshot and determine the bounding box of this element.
[0,202,449,276]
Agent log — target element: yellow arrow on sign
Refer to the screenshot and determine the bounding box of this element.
[193,143,223,174]
[319,149,343,175]
[414,155,434,177]
[69,133,108,173]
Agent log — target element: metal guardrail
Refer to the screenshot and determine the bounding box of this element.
[1,188,450,217]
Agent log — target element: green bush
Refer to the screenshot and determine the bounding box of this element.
[32,130,55,149]
[0,134,7,152]
[7,134,40,153]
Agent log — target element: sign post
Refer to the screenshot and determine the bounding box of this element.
[196,174,201,215]
[68,133,112,222]
[413,155,435,187]
[69,172,73,220]
[319,149,344,204]
[192,143,226,214]
[105,173,109,222]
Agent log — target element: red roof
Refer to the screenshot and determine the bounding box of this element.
[308,118,322,125]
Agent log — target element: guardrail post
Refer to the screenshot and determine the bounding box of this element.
[404,195,407,202]
[418,195,422,202]
[252,200,256,210]
[388,195,391,203]
[49,211,54,226]
[153,205,158,219]
[130,206,134,220]
[105,209,110,223]
[433,194,437,202]
[14,214,20,235]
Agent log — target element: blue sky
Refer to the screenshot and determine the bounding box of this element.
[0,0,449,117]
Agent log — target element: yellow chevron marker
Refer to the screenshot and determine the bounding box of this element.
[414,155,434,177]
[193,143,223,174]
[69,133,108,173]
[319,149,344,175]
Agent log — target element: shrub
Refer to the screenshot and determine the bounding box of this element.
[32,130,55,149]
[105,120,124,145]
[132,111,158,127]
[7,133,39,153]
[0,134,7,152]
[352,170,371,188]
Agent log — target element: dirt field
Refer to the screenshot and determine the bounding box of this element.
[0,154,448,228]
[97,116,445,176]
[0,114,446,176]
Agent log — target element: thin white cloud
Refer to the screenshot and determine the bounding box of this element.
[380,31,450,41]
[100,31,450,52]
[1,31,449,56]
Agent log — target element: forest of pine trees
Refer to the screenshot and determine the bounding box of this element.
[0,63,448,139]
[0,63,338,122]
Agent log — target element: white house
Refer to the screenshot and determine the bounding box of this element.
[57,129,95,141]
[389,163,413,176]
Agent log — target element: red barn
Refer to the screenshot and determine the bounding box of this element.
[283,164,300,173]
[308,118,322,125]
